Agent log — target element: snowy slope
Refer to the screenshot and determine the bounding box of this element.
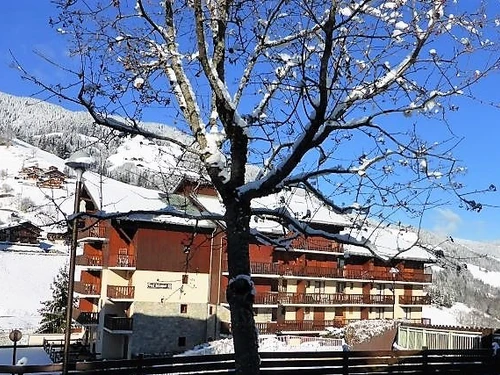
[0,91,201,191]
[0,250,68,335]
[0,138,73,233]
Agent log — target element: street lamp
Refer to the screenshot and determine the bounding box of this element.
[389,267,400,320]
[9,329,22,370]
[62,150,94,374]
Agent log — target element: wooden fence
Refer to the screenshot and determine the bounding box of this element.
[0,349,499,374]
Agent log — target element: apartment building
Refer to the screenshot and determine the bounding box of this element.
[198,188,433,336]
[72,173,433,359]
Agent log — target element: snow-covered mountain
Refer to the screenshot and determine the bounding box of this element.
[1,92,500,340]
[0,91,202,191]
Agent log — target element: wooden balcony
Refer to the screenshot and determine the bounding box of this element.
[74,281,101,297]
[289,237,344,254]
[107,285,135,300]
[252,292,394,305]
[247,262,343,279]
[108,254,136,269]
[256,319,345,334]
[399,295,431,305]
[104,314,133,333]
[75,254,103,268]
[343,269,432,283]
[223,262,432,284]
[77,221,107,243]
[73,310,99,325]
[277,292,394,305]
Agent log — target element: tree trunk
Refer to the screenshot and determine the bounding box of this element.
[225,199,260,374]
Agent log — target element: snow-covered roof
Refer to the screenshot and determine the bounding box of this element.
[252,187,351,227]
[79,172,214,228]
[344,225,436,262]
[0,220,38,230]
[196,186,351,234]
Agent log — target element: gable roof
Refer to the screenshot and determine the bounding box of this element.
[72,172,214,228]
[343,224,436,262]
[195,186,351,234]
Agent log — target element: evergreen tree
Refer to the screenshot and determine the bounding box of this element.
[37,264,70,333]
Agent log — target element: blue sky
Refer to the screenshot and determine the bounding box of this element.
[1,1,500,242]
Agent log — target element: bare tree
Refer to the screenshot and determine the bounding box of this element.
[19,0,499,373]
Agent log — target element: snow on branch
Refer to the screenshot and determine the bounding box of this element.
[251,207,380,258]
[68,206,224,225]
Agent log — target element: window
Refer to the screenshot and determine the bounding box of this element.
[180,304,188,313]
[336,282,346,293]
[304,307,311,319]
[314,281,325,293]
[178,337,186,347]
[337,258,345,269]
[278,279,287,293]
[349,282,354,290]
[182,274,189,284]
[404,307,411,319]
[271,308,277,322]
[209,306,213,315]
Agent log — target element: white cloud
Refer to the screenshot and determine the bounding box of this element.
[431,208,462,235]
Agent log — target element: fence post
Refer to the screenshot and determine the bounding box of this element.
[137,353,144,375]
[422,346,428,374]
[342,351,349,375]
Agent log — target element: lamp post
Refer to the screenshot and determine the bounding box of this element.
[62,151,94,375]
[9,329,22,370]
[389,267,399,320]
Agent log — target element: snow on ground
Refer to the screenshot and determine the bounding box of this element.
[0,248,68,337]
[422,303,472,326]
[466,263,500,288]
[344,319,396,346]
[178,335,343,356]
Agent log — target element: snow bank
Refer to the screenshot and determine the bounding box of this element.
[177,335,343,356]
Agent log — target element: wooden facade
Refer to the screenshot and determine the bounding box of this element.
[0,221,41,244]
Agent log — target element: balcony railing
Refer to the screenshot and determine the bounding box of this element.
[251,292,394,305]
[74,281,101,296]
[343,269,432,283]
[289,237,344,253]
[256,319,345,334]
[109,254,136,268]
[107,285,135,300]
[75,254,103,268]
[104,314,133,332]
[244,262,344,279]
[223,261,432,284]
[77,220,107,242]
[73,310,99,325]
[399,295,431,305]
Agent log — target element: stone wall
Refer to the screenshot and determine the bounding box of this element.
[130,301,208,356]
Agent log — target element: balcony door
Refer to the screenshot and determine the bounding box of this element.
[361,307,369,320]
[404,285,412,297]
[314,307,325,322]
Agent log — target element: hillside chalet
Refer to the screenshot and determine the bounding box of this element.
[20,165,67,189]
[0,220,42,244]
[73,173,433,359]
